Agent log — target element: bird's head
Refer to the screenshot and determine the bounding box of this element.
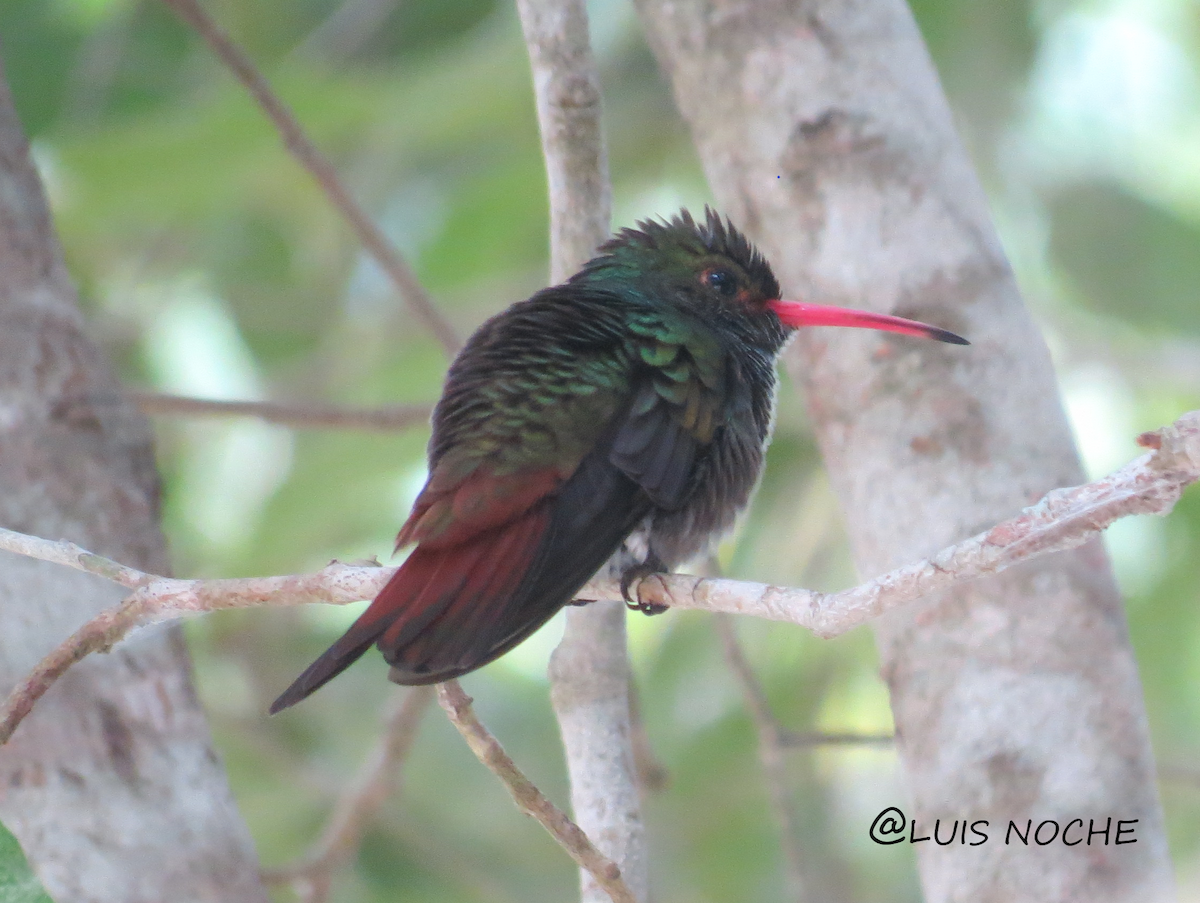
[575,208,969,350]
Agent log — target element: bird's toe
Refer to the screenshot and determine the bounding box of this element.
[619,555,668,616]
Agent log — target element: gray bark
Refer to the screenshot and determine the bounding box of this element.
[515,1,649,899]
[634,1,1173,900]
[0,59,268,903]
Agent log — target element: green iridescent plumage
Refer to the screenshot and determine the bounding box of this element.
[271,208,967,711]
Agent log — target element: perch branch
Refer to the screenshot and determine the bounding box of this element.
[626,410,1200,637]
[159,0,459,355]
[0,544,389,745]
[0,411,1195,747]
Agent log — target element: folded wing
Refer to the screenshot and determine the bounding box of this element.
[270,292,728,711]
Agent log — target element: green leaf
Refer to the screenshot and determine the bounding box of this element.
[0,822,54,903]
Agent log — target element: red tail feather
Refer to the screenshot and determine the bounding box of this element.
[269,504,551,712]
[382,503,549,683]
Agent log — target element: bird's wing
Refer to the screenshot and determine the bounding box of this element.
[270,292,728,710]
[608,313,726,510]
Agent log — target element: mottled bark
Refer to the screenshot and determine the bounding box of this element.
[0,60,267,902]
[634,1,1173,901]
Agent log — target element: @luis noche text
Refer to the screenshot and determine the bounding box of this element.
[869,807,1139,847]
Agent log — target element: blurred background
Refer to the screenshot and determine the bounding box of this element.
[1,0,1198,899]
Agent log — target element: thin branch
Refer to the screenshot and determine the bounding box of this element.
[292,0,399,63]
[777,731,894,748]
[626,682,669,792]
[127,391,432,432]
[0,528,151,590]
[262,686,435,903]
[1157,762,1200,788]
[159,0,459,356]
[620,410,1200,637]
[435,681,638,903]
[0,543,388,746]
[513,1,642,901]
[714,615,810,903]
[0,411,1195,749]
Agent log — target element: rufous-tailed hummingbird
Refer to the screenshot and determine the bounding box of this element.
[271,209,967,712]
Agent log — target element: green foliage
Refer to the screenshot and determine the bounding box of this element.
[0,823,54,903]
[3,0,1200,899]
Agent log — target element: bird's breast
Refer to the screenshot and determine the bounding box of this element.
[641,359,778,570]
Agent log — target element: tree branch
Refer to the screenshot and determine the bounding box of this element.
[126,391,432,432]
[514,2,646,901]
[158,0,459,355]
[0,545,389,746]
[261,686,434,903]
[777,731,893,748]
[627,410,1200,636]
[626,682,669,792]
[1158,762,1200,788]
[713,615,810,903]
[516,0,611,284]
[1,410,1194,752]
[435,681,638,903]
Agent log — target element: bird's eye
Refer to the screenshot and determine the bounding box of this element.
[703,269,737,296]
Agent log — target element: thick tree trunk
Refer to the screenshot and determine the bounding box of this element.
[0,61,268,902]
[634,1,1174,900]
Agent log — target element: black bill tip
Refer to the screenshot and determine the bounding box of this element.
[929,327,970,346]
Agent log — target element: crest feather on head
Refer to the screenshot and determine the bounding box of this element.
[579,207,779,299]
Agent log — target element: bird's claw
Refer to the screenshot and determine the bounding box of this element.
[629,597,668,616]
[567,597,595,607]
[620,559,669,616]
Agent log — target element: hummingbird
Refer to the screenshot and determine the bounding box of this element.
[270,209,967,712]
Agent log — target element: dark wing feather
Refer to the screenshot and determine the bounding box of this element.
[271,286,731,709]
[385,448,652,685]
[609,381,700,511]
[382,369,706,686]
[380,501,554,684]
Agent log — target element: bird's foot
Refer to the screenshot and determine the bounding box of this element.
[620,556,669,616]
